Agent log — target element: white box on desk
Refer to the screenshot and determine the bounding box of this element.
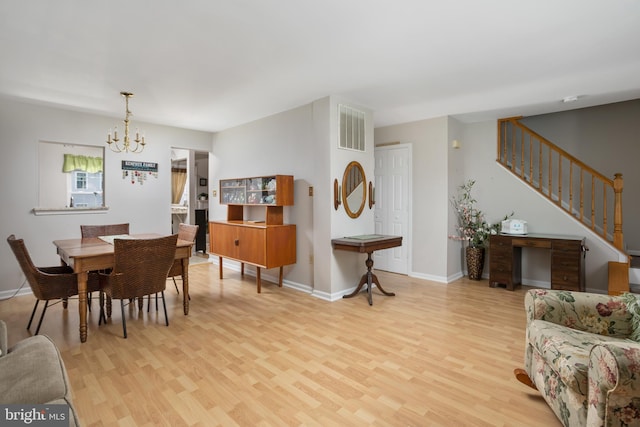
[501,219,527,235]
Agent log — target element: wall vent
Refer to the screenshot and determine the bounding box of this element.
[339,104,365,151]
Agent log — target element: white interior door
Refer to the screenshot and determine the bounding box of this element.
[373,144,411,274]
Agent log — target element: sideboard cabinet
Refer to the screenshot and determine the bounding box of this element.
[489,233,586,292]
[209,174,296,292]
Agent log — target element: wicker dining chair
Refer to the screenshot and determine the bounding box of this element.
[80,223,130,238]
[6,234,101,335]
[80,223,129,311]
[98,234,178,338]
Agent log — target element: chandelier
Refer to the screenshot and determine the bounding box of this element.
[106,91,146,153]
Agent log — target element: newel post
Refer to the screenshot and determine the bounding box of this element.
[613,173,624,250]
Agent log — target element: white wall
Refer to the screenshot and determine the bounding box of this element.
[211,103,316,292]
[374,115,621,293]
[211,96,375,300]
[520,100,640,252]
[326,97,375,299]
[3,96,622,298]
[461,121,623,293]
[0,98,212,296]
[374,116,450,282]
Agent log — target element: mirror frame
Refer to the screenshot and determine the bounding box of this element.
[342,161,366,218]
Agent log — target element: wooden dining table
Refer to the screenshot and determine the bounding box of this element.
[53,233,194,343]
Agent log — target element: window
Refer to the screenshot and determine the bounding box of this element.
[36,141,105,211]
[70,170,103,208]
[74,172,87,190]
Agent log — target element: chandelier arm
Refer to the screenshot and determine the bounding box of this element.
[105,91,145,153]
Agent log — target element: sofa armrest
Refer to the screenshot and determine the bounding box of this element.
[0,320,6,356]
[525,289,633,337]
[587,342,640,426]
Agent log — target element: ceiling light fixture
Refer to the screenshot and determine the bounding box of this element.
[562,95,579,103]
[106,91,146,153]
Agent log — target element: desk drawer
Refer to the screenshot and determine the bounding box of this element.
[490,235,512,248]
[552,271,581,287]
[490,258,512,272]
[552,241,582,254]
[512,238,552,249]
[551,255,581,272]
[551,282,582,292]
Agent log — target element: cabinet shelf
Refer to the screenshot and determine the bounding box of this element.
[220,175,293,207]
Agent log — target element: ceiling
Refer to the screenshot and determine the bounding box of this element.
[1,0,639,133]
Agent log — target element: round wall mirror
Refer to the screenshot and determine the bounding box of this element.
[342,161,366,218]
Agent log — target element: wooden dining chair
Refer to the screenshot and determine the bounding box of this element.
[146,223,198,312]
[6,234,101,335]
[98,234,178,338]
[170,223,198,294]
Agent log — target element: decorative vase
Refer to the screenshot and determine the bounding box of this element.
[466,246,485,280]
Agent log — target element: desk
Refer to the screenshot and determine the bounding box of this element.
[489,233,586,291]
[53,234,194,343]
[331,234,403,305]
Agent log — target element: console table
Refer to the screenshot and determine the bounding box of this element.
[331,234,403,305]
[489,233,587,291]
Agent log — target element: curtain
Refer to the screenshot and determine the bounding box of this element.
[171,168,187,204]
[62,154,103,173]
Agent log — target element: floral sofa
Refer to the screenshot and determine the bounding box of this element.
[522,289,640,427]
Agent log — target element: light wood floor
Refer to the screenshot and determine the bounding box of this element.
[0,264,560,426]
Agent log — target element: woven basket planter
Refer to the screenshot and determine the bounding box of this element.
[466,246,485,280]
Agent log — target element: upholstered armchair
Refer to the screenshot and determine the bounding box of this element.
[516,289,640,427]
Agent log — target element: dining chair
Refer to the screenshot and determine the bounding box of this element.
[80,223,129,310]
[80,223,130,238]
[147,223,198,312]
[98,234,178,338]
[170,223,198,294]
[6,234,101,335]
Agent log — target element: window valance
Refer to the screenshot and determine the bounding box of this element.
[62,154,103,173]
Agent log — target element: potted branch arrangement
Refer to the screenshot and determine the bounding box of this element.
[450,180,511,280]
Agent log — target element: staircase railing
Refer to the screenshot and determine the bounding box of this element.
[497,117,624,251]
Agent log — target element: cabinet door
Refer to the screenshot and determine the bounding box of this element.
[265,225,297,268]
[211,223,238,258]
[237,226,266,265]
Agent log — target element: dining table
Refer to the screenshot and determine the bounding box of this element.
[53,233,194,343]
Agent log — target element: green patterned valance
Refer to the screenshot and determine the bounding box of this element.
[62,154,103,173]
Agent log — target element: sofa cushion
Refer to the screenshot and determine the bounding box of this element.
[528,319,630,394]
[0,335,71,405]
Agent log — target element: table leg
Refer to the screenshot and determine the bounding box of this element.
[342,273,368,299]
[370,273,395,297]
[77,271,88,343]
[181,257,190,315]
[342,251,395,305]
[278,266,283,287]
